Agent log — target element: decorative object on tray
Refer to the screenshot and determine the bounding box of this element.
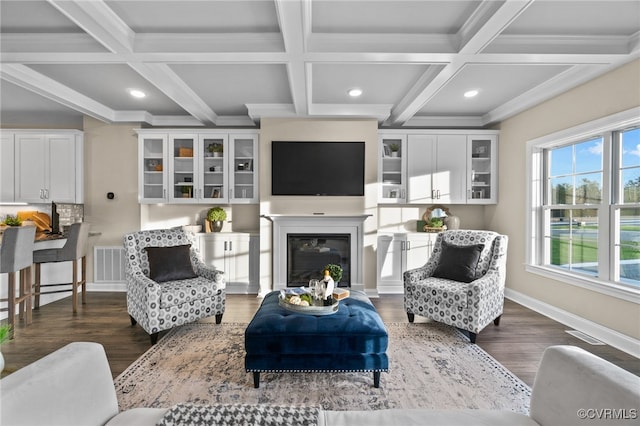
[278,288,339,315]
[421,204,460,232]
[206,207,226,232]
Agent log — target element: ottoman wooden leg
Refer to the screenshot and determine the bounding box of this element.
[373,371,381,388]
[253,372,260,388]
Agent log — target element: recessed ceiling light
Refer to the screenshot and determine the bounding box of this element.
[129,89,146,99]
[348,88,363,97]
[464,90,479,98]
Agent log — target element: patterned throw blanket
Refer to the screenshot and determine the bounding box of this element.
[158,403,321,426]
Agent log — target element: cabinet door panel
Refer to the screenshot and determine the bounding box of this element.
[228,235,251,285]
[435,135,467,204]
[0,134,15,203]
[405,234,434,270]
[407,135,436,203]
[376,234,405,290]
[48,135,76,203]
[16,135,47,203]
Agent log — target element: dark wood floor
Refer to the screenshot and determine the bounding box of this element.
[1,292,638,386]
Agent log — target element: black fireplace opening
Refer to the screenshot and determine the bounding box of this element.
[287,233,351,287]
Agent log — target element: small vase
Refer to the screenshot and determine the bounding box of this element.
[210,220,223,232]
[443,215,460,230]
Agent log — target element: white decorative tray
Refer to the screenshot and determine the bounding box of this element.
[278,293,339,316]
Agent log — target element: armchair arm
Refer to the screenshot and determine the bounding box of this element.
[192,258,226,290]
[125,270,162,307]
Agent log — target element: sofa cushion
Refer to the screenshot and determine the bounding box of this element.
[432,241,484,283]
[145,245,197,283]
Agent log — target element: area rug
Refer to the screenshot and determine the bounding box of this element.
[114,322,531,413]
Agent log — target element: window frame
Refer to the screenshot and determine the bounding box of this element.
[526,107,640,303]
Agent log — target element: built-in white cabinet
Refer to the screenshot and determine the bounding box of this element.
[376,232,436,293]
[197,232,259,293]
[136,130,258,204]
[2,130,83,204]
[0,133,15,203]
[378,130,498,205]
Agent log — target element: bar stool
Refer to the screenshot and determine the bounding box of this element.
[33,223,90,314]
[0,226,36,339]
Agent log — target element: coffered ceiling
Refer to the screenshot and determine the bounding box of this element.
[1,0,638,129]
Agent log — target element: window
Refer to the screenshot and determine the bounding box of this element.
[527,108,640,300]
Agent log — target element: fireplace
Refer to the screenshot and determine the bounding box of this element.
[287,234,350,287]
[265,214,370,291]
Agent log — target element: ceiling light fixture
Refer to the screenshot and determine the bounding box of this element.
[129,89,146,99]
[348,88,363,97]
[464,90,479,98]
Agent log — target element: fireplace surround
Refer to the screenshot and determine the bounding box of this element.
[265,215,370,291]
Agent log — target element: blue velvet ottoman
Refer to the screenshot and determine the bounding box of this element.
[245,290,389,388]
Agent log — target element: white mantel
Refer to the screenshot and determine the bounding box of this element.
[263,214,371,291]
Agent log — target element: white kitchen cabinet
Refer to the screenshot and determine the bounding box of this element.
[0,133,15,203]
[13,131,83,204]
[198,232,258,293]
[376,232,435,293]
[136,130,258,204]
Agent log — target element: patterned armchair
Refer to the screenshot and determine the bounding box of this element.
[123,228,225,344]
[403,230,508,343]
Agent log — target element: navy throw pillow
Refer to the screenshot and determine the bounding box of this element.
[145,245,197,283]
[432,240,484,283]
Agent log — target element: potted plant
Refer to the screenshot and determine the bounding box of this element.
[209,143,223,157]
[323,263,343,284]
[2,215,22,227]
[207,206,227,232]
[389,143,400,157]
[0,324,11,372]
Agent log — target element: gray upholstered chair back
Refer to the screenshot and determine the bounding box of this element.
[0,226,36,273]
[60,223,90,261]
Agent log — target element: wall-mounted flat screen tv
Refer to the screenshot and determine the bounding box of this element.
[271,141,365,196]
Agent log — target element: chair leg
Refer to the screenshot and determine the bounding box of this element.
[7,272,16,339]
[215,313,223,324]
[468,332,477,344]
[129,315,137,326]
[34,263,41,309]
[150,333,159,345]
[24,267,32,325]
[18,269,25,321]
[407,312,415,323]
[494,315,502,326]
[71,259,78,314]
[81,256,87,305]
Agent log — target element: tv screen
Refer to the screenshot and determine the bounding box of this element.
[271,141,365,196]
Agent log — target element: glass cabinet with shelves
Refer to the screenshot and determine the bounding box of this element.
[170,135,197,202]
[200,135,229,202]
[467,135,497,204]
[139,135,168,203]
[230,134,258,203]
[378,134,407,203]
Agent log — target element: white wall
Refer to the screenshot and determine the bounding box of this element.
[487,59,640,341]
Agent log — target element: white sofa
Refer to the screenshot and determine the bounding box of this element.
[1,342,638,426]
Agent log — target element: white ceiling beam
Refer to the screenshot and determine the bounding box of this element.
[275,0,309,116]
[389,0,535,126]
[47,0,134,54]
[0,64,116,123]
[128,63,218,126]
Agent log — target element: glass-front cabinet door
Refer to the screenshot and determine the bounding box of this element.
[467,135,497,204]
[229,134,258,203]
[200,135,229,203]
[139,135,168,203]
[169,134,198,203]
[378,134,407,203]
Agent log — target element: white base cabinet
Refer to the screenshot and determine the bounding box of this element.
[197,232,259,294]
[376,232,436,294]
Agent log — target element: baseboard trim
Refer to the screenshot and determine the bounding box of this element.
[505,288,640,358]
